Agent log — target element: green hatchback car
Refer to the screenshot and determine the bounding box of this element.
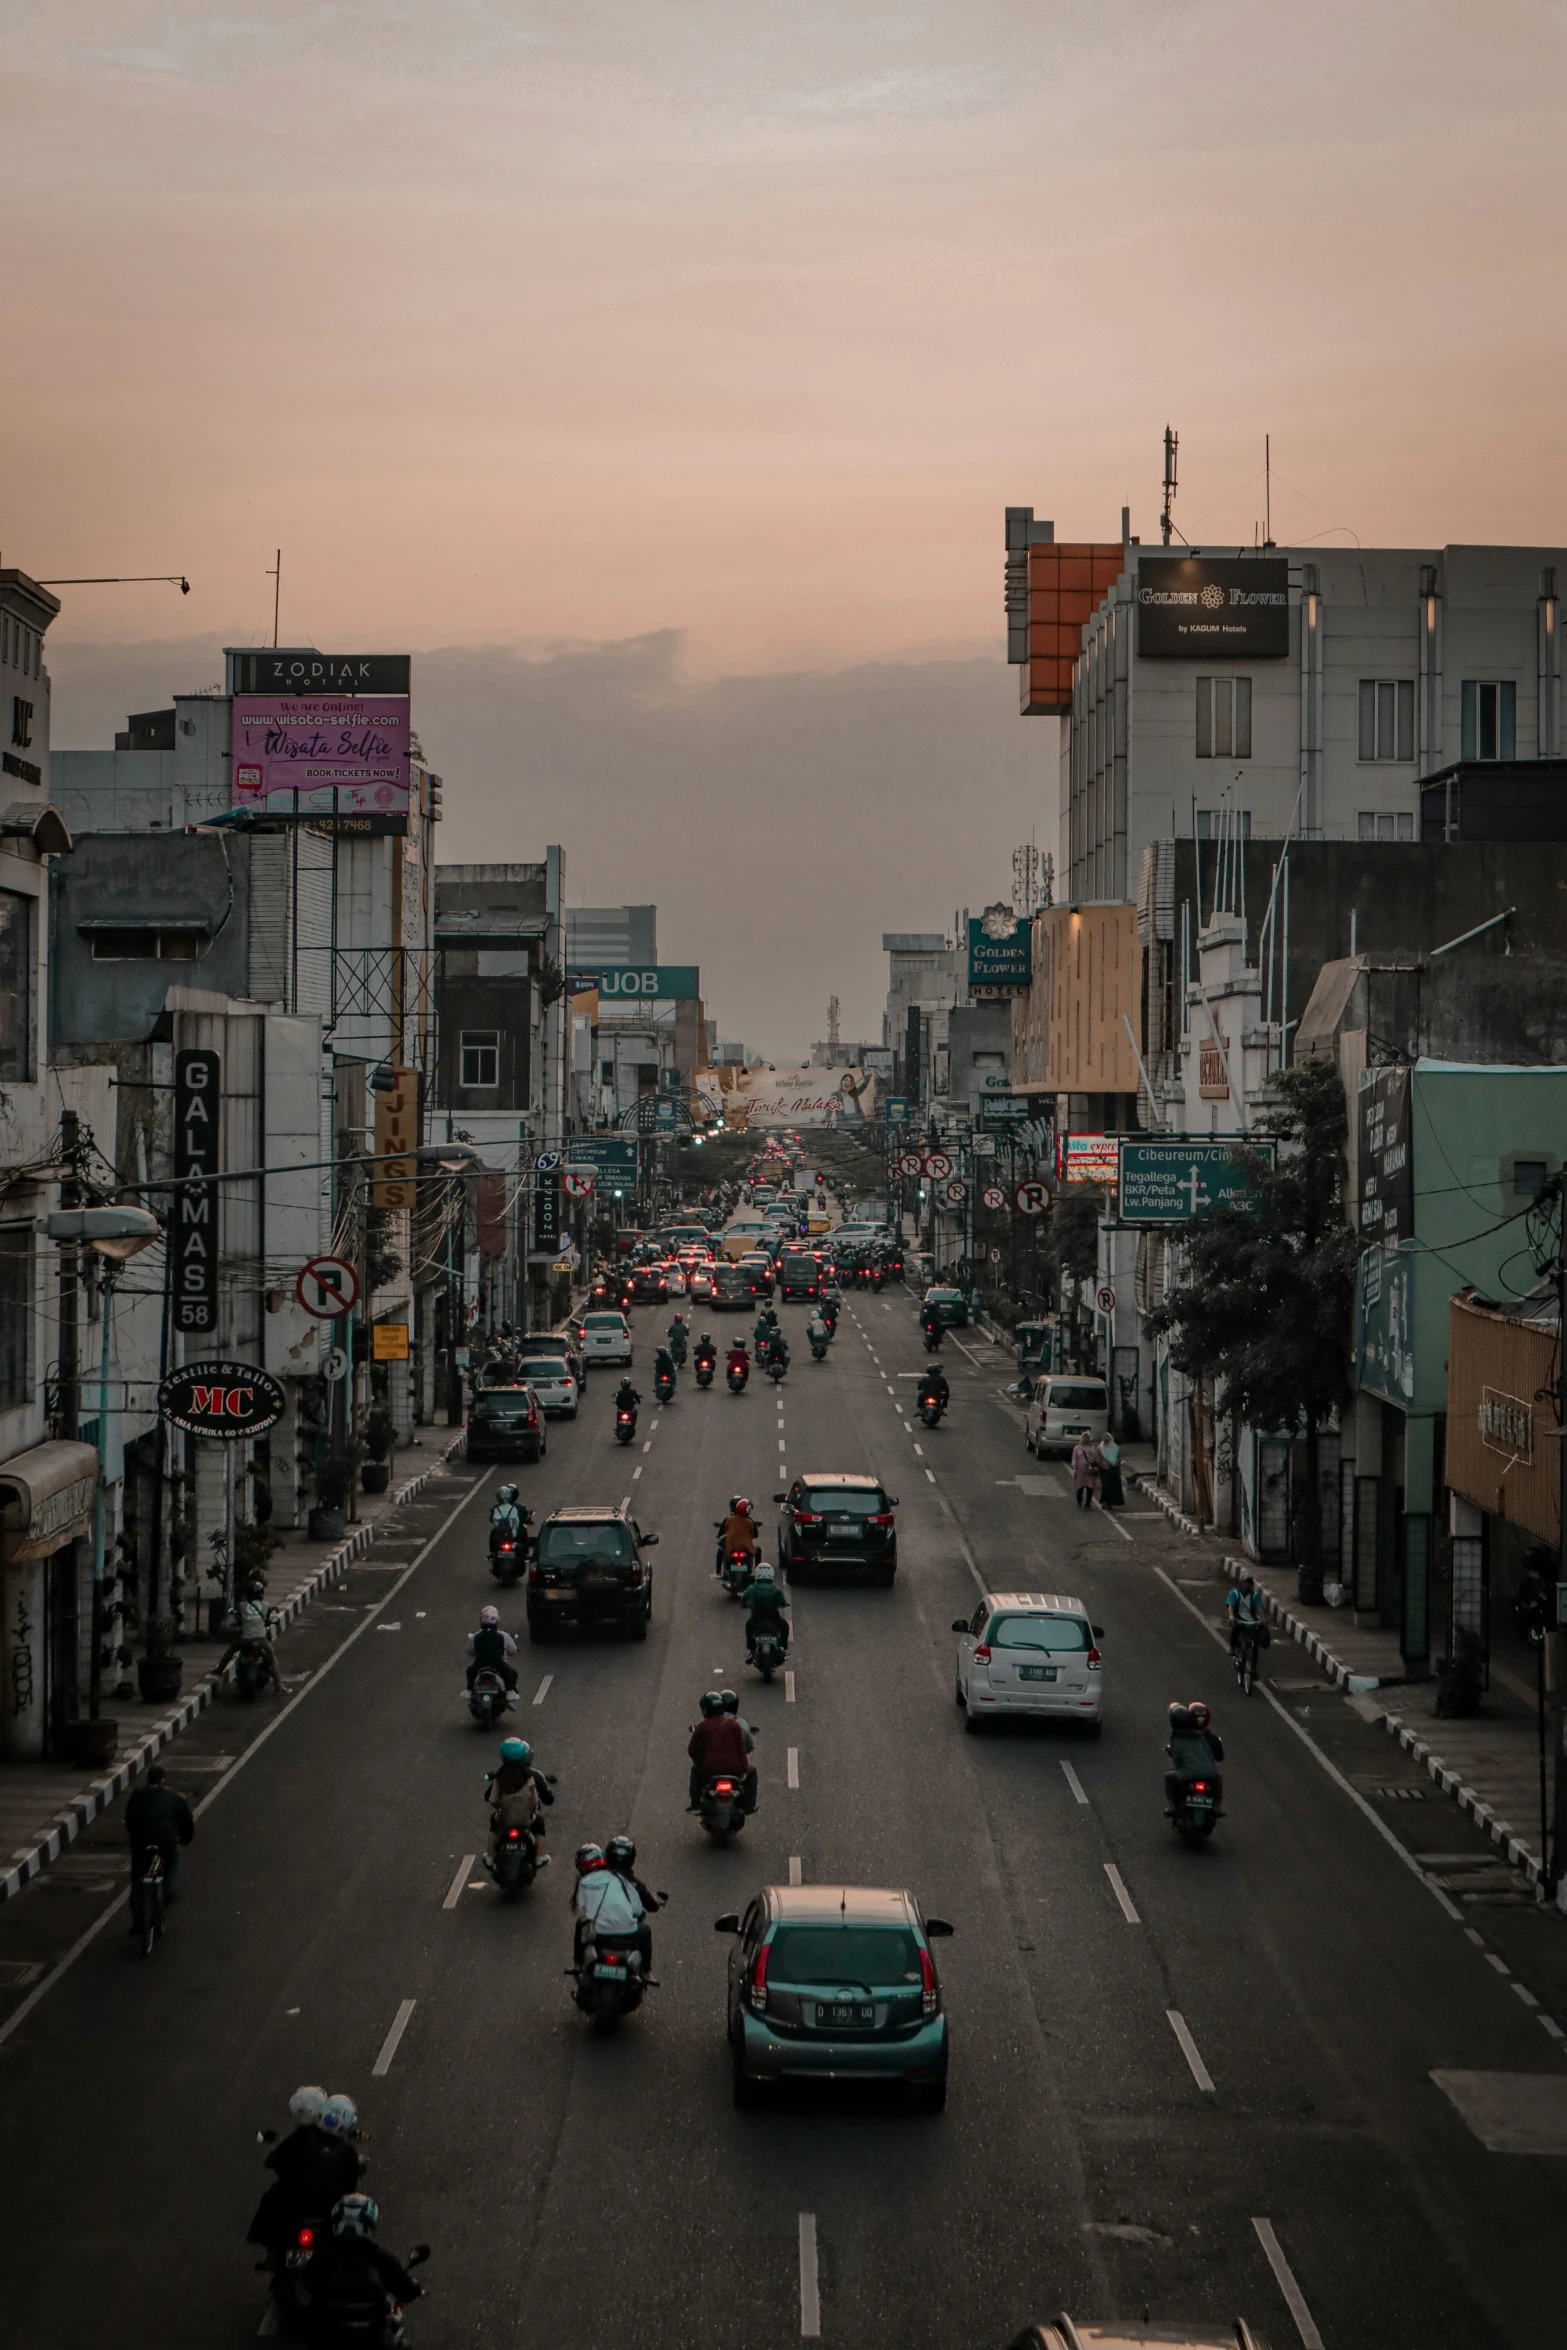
[717,1884,953,2111]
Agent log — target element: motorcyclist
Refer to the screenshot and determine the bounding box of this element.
[125,1764,194,1935]
[217,1573,285,1692]
[806,1306,829,1355]
[717,1496,759,1574]
[752,1310,772,1358]
[918,1361,950,1413]
[653,1343,677,1394]
[739,1561,790,1661]
[666,1313,688,1365]
[920,1301,943,1345]
[614,1375,641,1415]
[294,2195,421,2345]
[1164,1699,1225,1814]
[1226,1570,1265,1654]
[247,2086,363,2266]
[718,1688,759,1815]
[725,1338,750,1385]
[604,1832,662,1972]
[490,1483,523,1540]
[820,1286,841,1334]
[466,1606,518,1695]
[694,1328,718,1367]
[484,1735,552,1867]
[571,1842,645,1966]
[687,1690,751,1809]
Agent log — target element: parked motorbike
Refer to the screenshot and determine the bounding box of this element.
[694,1350,716,1389]
[468,1667,516,1729]
[699,1773,747,1842]
[614,1407,637,1446]
[749,1628,785,1682]
[1171,1776,1219,1846]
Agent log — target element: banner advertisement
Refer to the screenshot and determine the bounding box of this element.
[371,1067,417,1210]
[1056,1133,1121,1186]
[231,693,411,822]
[697,1067,881,1129]
[173,1047,220,1336]
[1358,1066,1413,1246]
[1135,557,1290,659]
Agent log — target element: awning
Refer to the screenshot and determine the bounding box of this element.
[0,800,74,855]
[0,1439,99,1563]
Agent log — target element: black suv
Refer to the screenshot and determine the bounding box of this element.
[778,1248,823,1302]
[466,1384,545,1463]
[527,1506,658,1640]
[774,1473,898,1585]
[629,1265,669,1305]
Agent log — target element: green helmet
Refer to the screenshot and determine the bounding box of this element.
[499,1737,529,1766]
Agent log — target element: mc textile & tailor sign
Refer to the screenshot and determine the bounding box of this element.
[157,1360,286,1440]
[231,694,411,823]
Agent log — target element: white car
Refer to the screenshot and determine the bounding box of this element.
[663,1264,689,1297]
[1025,1375,1110,1459]
[573,1309,632,1368]
[686,1267,715,1301]
[520,1356,579,1417]
[952,1591,1104,1733]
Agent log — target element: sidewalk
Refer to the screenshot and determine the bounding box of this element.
[1129,1452,1563,1913]
[0,1433,462,1902]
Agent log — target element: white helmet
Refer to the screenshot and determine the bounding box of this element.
[318,2092,358,2137]
[480,1606,500,1627]
[289,2084,327,2127]
[754,1562,775,1585]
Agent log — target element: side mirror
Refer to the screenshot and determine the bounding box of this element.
[641,1532,659,1547]
[950,1619,971,1635]
[925,1918,955,1938]
[888,1497,899,1507]
[408,2245,431,2268]
[773,1491,786,1504]
[1092,1624,1105,1639]
[714,1913,741,1934]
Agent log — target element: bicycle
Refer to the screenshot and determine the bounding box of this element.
[135,1848,166,1957]
[1233,1620,1262,1698]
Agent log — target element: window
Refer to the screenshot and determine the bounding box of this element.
[766,1926,922,1985]
[460,1030,499,1087]
[89,929,201,960]
[1509,1159,1550,1201]
[801,1486,891,1516]
[11,697,32,750]
[1356,812,1415,841]
[1195,810,1252,843]
[0,891,34,1081]
[1461,680,1516,761]
[1196,676,1253,759]
[988,1613,1090,1651]
[0,1222,32,1410]
[1358,679,1414,762]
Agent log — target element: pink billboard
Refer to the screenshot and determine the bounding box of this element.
[231,694,410,820]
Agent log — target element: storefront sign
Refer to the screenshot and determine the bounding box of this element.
[533,1168,562,1254]
[157,1359,285,1439]
[1057,1133,1121,1187]
[372,1066,418,1210]
[1479,1385,1533,1462]
[230,651,411,695]
[0,1440,100,1563]
[1116,1136,1272,1221]
[231,693,411,822]
[569,965,700,1000]
[1135,557,1290,659]
[966,916,1032,992]
[371,1323,410,1362]
[1359,1065,1413,1245]
[174,1047,220,1336]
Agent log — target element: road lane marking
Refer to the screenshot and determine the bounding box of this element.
[798,2213,821,2338]
[789,1855,803,1886]
[785,1671,796,1702]
[1540,2015,1565,2039]
[1101,1510,1135,1544]
[632,1465,642,1480]
[925,1468,936,1482]
[1464,1926,1486,1946]
[913,1442,924,1456]
[443,1855,476,1910]
[1486,1952,1509,1976]
[1104,1864,1140,1924]
[1512,1981,1540,2008]
[1060,1760,1090,1805]
[778,1439,786,1451]
[373,1998,417,2076]
[1251,2217,1325,2350]
[642,1440,652,1453]
[787,1747,800,1789]
[620,1494,630,1510]
[1166,2009,1215,2093]
[532,1674,553,1705]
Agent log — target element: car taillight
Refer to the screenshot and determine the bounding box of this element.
[919,1946,938,2016]
[974,1642,991,1664]
[527,1566,539,1584]
[749,1941,770,2011]
[630,1564,643,1586]
[795,1510,822,1526]
[1087,1647,1101,1668]
[869,1512,893,1526]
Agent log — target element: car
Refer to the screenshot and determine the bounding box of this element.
[712,1262,756,1311]
[775,1474,898,1584]
[572,1308,633,1367]
[1025,1375,1110,1458]
[465,1384,546,1463]
[952,1591,1104,1734]
[717,1884,952,2111]
[737,1252,774,1297]
[663,1264,689,1297]
[629,1265,670,1305]
[519,1327,585,1383]
[526,1505,657,1640]
[921,1284,969,1328]
[686,1267,715,1301]
[778,1248,823,1301]
[1005,2323,1271,2349]
[518,1354,579,1417]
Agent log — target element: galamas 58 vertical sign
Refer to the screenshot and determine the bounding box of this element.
[174,1048,220,1335]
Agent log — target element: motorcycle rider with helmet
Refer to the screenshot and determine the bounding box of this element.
[247,2085,364,2268]
[571,1842,646,1968]
[604,1832,662,1972]
[484,1735,552,1867]
[687,1690,751,1810]
[917,1360,950,1416]
[716,1495,759,1576]
[738,1561,791,1662]
[1164,1698,1225,1814]
[718,1688,759,1816]
[293,2194,422,2344]
[666,1313,689,1366]
[466,1606,518,1695]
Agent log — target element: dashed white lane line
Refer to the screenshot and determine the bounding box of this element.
[1252,2217,1326,2350]
[372,1997,417,2077]
[532,1674,553,1705]
[787,1747,800,1789]
[913,1442,924,1456]
[1539,2014,1565,2039]
[642,1439,652,1453]
[1512,1981,1540,2007]
[778,1438,787,1451]
[1060,1760,1090,1805]
[620,1494,631,1510]
[1166,2009,1215,2093]
[798,2213,821,2338]
[925,1468,936,1483]
[785,1671,796,1703]
[1485,1951,1509,1975]
[789,1855,803,1886]
[1104,1863,1141,1924]
[632,1465,643,1480]
[443,1855,476,1911]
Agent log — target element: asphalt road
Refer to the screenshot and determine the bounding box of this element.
[0,1272,1563,2348]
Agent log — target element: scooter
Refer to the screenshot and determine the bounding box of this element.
[699,1774,746,1843]
[614,1407,637,1445]
[668,1327,688,1367]
[655,1367,676,1406]
[726,1356,749,1394]
[749,1628,785,1681]
[487,1823,539,1900]
[489,1507,534,1585]
[766,1346,788,1385]
[918,1391,944,1428]
[694,1350,716,1389]
[921,1324,944,1352]
[1171,1776,1219,1846]
[468,1667,517,1729]
[287,2238,431,2344]
[571,1918,664,2034]
[808,1332,829,1363]
[714,1537,755,1599]
[233,1631,281,1701]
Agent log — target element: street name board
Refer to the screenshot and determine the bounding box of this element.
[1116,1136,1275,1222]
[564,1137,639,1179]
[173,1048,220,1336]
[567,965,700,1001]
[158,1359,285,1440]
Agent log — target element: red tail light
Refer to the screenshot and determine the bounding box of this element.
[499,1541,515,1553]
[974,1642,991,1664]
[506,1829,522,1842]
[1191,1780,1209,1792]
[630,1564,644,1586]
[714,1778,736,1794]
[297,2227,316,2250]
[869,1512,893,1526]
[795,1510,822,1526]
[919,1945,938,2016]
[749,1940,770,2011]
[1087,1647,1101,1668]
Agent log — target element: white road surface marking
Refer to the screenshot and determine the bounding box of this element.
[789,1855,803,1885]
[375,1623,401,1632]
[787,1747,800,1789]
[372,1998,417,2077]
[1166,2009,1215,2093]
[443,1855,476,1910]
[1060,1761,1090,1805]
[1540,2014,1565,2039]
[1252,2217,1326,2349]
[778,1439,787,1451]
[798,2213,821,2338]
[913,1443,924,1456]
[785,1671,796,1702]
[1485,1952,1509,1975]
[1101,1511,1135,1543]
[1512,1981,1540,2007]
[532,1674,553,1705]
[1104,1864,1140,1923]
[632,1466,642,1480]
[1464,1926,1486,1947]
[925,1468,936,1482]
[642,1439,652,1453]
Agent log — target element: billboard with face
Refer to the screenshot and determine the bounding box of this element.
[698,1066,880,1128]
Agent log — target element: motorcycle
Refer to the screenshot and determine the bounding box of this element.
[288,2238,430,2345]
[726,1357,749,1394]
[571,1920,663,2034]
[489,1507,533,1585]
[765,1344,789,1385]
[918,1390,945,1428]
[468,1666,516,1729]
[654,1368,676,1406]
[487,1822,539,1900]
[808,1332,829,1363]
[614,1407,638,1446]
[714,1534,755,1599]
[921,1323,944,1352]
[694,1350,716,1389]
[1171,1776,1219,1846]
[698,1773,747,1842]
[749,1628,785,1681]
[668,1327,688,1367]
[234,1630,280,1701]
[821,1298,840,1335]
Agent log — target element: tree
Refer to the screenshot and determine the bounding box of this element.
[1146,1058,1357,1598]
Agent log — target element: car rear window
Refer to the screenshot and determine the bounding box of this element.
[802,1488,889,1517]
[768,1926,922,1985]
[521,1359,565,1382]
[1045,1382,1107,1410]
[584,1313,627,1329]
[535,1522,633,1566]
[473,1391,534,1420]
[781,1253,817,1273]
[989,1613,1089,1651]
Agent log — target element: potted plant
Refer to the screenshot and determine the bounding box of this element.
[360,1407,396,1495]
[137,1615,184,1705]
[309,1444,358,1543]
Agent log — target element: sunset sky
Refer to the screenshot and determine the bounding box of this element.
[9,0,1565,1052]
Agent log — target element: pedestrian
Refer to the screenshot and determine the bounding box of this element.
[1098,1432,1124,1509]
[1071,1435,1096,1510]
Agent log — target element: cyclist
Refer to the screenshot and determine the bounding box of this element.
[1225,1570,1266,1656]
[125,1765,194,1939]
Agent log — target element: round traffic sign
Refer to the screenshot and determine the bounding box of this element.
[1096,1284,1117,1314]
[897,1152,922,1177]
[296,1255,359,1318]
[924,1151,953,1180]
[981,1184,1007,1211]
[1014,1179,1051,1217]
[563,1170,595,1199]
[941,1177,967,1206]
[322,1347,349,1383]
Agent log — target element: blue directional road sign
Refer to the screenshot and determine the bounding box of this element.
[1116,1136,1274,1223]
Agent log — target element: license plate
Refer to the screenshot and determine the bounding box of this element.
[1018,1664,1057,1682]
[1186,1795,1213,1812]
[594,1963,627,1979]
[816,2001,875,2028]
[543,1589,571,1601]
[581,1575,619,1590]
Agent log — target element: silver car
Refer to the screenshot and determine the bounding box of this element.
[520,1356,579,1418]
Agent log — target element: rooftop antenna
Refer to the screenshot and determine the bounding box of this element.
[826,994,840,1051]
[1264,435,1273,548]
[267,548,281,647]
[1160,426,1179,547]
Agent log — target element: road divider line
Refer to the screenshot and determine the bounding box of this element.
[642,1439,652,1453]
[1166,2008,1215,2093]
[1251,2217,1325,2350]
[926,1468,936,1483]
[372,1998,417,2077]
[789,1855,803,1885]
[1104,1863,1140,1924]
[632,1465,643,1480]
[1060,1760,1090,1806]
[778,1439,786,1451]
[913,1442,924,1456]
[785,1671,796,1703]
[798,2213,821,2338]
[532,1674,553,1706]
[787,1747,800,1789]
[1102,1511,1135,1544]
[443,1855,476,1911]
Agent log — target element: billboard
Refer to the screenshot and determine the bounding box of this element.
[698,1066,881,1129]
[967,914,1032,992]
[231,692,411,822]
[1057,1133,1120,1186]
[1135,558,1290,659]
[1117,1136,1274,1222]
[568,965,700,1001]
[1358,1065,1413,1246]
[230,651,411,695]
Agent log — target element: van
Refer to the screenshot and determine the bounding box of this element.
[1024,1376,1110,1459]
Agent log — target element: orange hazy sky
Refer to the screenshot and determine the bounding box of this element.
[6,0,1566,675]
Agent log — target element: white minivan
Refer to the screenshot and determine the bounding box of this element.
[572,1309,633,1368]
[1025,1375,1109,1459]
[952,1590,1104,1732]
